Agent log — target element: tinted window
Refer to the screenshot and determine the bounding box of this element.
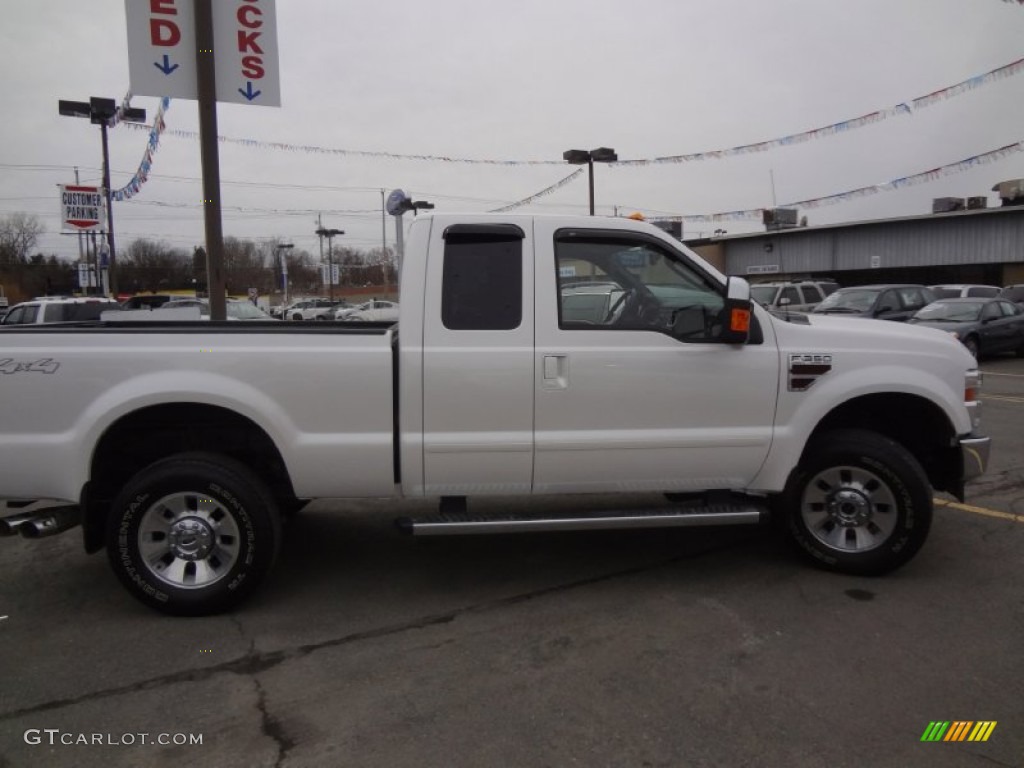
[65,302,121,321]
[896,287,927,310]
[931,287,959,299]
[967,286,998,298]
[877,291,900,312]
[442,227,523,331]
[778,287,800,305]
[801,285,823,303]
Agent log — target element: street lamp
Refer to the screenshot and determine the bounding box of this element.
[58,97,146,297]
[315,227,344,301]
[562,147,617,215]
[276,243,294,306]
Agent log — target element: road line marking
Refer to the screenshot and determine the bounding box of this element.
[980,371,1024,378]
[0,616,7,621]
[980,394,1024,404]
[934,498,1024,524]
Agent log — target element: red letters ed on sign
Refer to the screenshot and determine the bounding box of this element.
[238,0,265,79]
[149,0,180,47]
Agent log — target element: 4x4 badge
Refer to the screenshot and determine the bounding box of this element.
[0,358,60,375]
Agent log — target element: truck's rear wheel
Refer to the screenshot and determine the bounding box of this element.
[781,429,932,575]
[106,452,281,615]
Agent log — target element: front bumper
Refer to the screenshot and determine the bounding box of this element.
[960,434,991,484]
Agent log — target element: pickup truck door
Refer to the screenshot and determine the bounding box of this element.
[532,222,779,494]
[419,222,536,495]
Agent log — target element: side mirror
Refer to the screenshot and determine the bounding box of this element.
[720,277,752,344]
[875,305,896,316]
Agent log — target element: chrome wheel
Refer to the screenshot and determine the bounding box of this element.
[799,465,898,553]
[137,491,241,589]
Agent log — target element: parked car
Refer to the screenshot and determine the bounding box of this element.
[344,299,400,322]
[811,284,937,322]
[160,298,275,321]
[909,297,1024,358]
[120,293,178,310]
[1,297,122,325]
[928,284,1000,299]
[998,284,1024,306]
[750,279,839,313]
[283,298,339,321]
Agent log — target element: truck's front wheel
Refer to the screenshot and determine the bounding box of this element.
[781,429,932,575]
[106,452,281,615]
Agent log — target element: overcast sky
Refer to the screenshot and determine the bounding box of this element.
[2,0,1023,263]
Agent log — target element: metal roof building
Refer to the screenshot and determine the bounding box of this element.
[686,205,1024,288]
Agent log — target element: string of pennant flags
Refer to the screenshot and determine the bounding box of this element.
[489,169,585,212]
[646,141,1023,224]
[120,54,1024,168]
[111,97,170,202]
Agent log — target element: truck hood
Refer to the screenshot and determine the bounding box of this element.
[768,310,974,363]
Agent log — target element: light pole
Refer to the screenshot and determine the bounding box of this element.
[315,227,343,301]
[276,243,294,306]
[562,147,617,215]
[58,97,146,297]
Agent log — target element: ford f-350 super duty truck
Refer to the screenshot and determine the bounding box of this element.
[0,214,990,614]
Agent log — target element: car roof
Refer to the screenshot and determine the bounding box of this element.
[21,296,119,305]
[927,297,995,303]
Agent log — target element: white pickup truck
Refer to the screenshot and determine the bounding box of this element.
[0,214,990,615]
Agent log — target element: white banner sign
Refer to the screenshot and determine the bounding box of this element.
[60,185,104,232]
[125,0,280,106]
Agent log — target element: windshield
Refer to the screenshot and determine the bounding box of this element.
[750,286,779,305]
[912,300,983,322]
[815,288,881,312]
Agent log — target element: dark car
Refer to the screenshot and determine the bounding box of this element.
[908,297,1024,359]
[811,284,937,322]
[120,293,177,310]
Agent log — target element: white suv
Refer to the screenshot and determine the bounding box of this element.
[750,280,839,312]
[1,297,122,325]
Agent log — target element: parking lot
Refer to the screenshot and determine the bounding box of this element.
[0,357,1022,768]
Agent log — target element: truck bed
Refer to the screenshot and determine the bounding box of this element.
[0,321,399,502]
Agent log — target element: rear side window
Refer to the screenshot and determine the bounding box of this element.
[442,225,524,331]
[801,285,823,303]
[967,286,999,298]
[43,304,66,322]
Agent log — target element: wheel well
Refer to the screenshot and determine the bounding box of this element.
[83,403,297,553]
[806,393,960,495]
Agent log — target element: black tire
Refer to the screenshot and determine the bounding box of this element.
[779,429,932,575]
[106,452,281,616]
[963,335,979,359]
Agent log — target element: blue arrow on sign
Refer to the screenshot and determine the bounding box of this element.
[238,82,262,101]
[154,55,179,75]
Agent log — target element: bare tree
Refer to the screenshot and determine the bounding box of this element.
[0,213,45,265]
[118,238,191,293]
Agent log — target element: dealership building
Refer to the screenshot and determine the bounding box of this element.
[684,183,1024,288]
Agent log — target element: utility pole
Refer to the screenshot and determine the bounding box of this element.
[195,0,227,321]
